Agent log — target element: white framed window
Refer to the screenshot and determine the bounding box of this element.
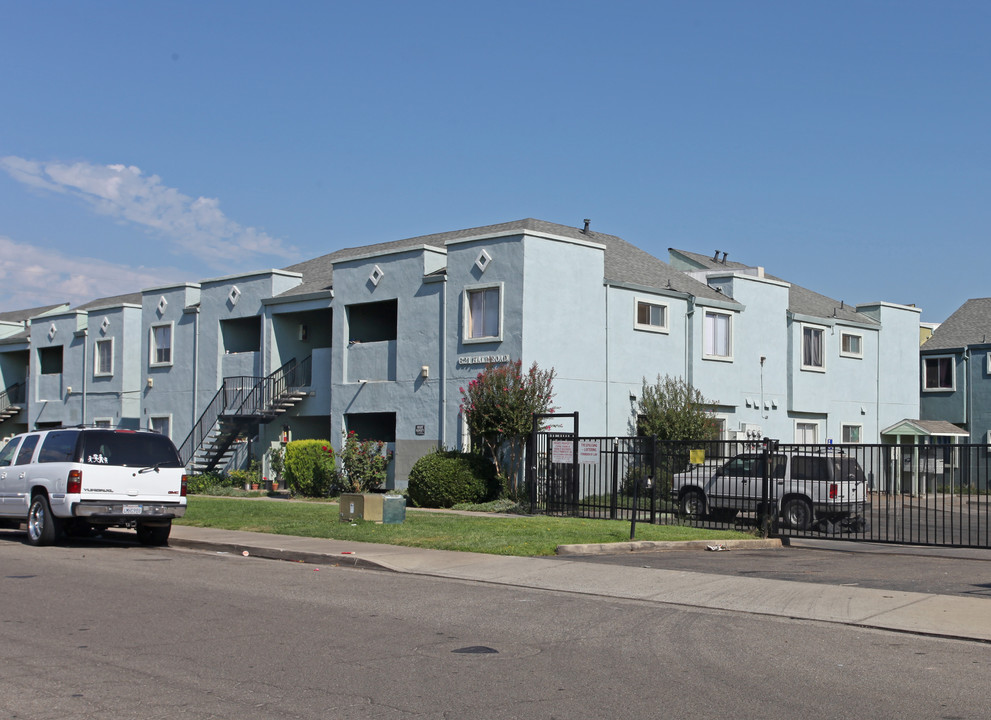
[150,415,172,438]
[635,298,669,334]
[94,338,114,376]
[801,324,826,372]
[795,421,819,444]
[463,283,503,343]
[93,418,113,428]
[150,322,173,367]
[842,424,862,443]
[703,310,733,360]
[923,356,954,391]
[840,332,863,359]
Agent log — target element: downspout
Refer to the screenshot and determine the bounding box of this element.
[685,295,696,386]
[191,308,200,434]
[439,277,447,448]
[80,327,88,425]
[964,348,971,439]
[604,285,609,435]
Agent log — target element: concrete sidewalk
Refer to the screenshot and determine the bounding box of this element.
[169,525,991,644]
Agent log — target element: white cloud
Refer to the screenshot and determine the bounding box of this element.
[0,156,297,267]
[0,235,186,310]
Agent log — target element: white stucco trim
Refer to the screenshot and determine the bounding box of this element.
[462,282,504,344]
[922,355,956,392]
[839,331,864,359]
[149,321,174,368]
[634,297,670,334]
[93,337,114,377]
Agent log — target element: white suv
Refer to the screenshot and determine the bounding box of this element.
[673,450,868,531]
[0,427,187,546]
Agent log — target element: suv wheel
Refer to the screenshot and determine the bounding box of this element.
[136,521,172,546]
[26,494,63,546]
[679,489,707,519]
[782,498,813,531]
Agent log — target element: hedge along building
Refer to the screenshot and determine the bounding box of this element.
[0,218,920,489]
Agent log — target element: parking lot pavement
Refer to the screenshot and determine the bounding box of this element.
[562,539,991,600]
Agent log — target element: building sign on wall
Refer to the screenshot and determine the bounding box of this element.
[457,354,511,366]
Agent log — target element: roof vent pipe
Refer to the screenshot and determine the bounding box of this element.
[582,219,590,233]
[713,250,720,261]
[721,251,728,263]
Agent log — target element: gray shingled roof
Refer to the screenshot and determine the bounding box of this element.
[921,298,991,351]
[0,303,69,324]
[669,248,876,325]
[279,218,729,303]
[73,292,143,312]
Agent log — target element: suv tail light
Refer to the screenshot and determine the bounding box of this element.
[829,483,838,499]
[180,474,188,497]
[67,469,82,494]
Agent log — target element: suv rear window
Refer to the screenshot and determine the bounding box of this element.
[81,431,182,468]
[38,430,81,463]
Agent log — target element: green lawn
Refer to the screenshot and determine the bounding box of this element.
[176,496,754,557]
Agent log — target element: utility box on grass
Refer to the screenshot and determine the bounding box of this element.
[339,493,406,524]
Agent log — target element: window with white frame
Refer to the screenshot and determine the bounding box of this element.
[703,310,732,360]
[801,324,826,371]
[923,356,954,391]
[840,332,862,359]
[150,322,173,366]
[842,424,862,443]
[93,418,113,428]
[795,421,819,443]
[150,415,171,438]
[464,284,502,342]
[94,338,113,376]
[635,299,669,333]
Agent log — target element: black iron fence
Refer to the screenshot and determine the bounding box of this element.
[526,428,991,549]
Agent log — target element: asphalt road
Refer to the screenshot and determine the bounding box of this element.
[3,532,991,719]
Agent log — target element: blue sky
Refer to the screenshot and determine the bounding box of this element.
[1,1,988,323]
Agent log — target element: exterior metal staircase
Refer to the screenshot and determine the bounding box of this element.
[0,382,25,427]
[178,356,311,473]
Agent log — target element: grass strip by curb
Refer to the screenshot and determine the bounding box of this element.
[177,496,755,557]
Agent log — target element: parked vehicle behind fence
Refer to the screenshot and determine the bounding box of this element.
[672,450,868,531]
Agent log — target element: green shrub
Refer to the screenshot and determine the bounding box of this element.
[186,472,232,494]
[283,439,337,497]
[227,468,257,488]
[407,450,499,509]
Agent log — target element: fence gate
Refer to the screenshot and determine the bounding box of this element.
[526,414,660,522]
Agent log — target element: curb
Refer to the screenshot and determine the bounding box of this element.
[168,537,397,572]
[555,538,783,556]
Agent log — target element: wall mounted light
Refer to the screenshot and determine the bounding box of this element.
[421,365,429,379]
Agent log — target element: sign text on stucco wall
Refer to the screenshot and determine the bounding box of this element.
[457,354,511,366]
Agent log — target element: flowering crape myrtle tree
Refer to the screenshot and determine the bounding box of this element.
[460,360,556,497]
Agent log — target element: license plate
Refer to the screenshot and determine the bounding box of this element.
[122,504,142,515]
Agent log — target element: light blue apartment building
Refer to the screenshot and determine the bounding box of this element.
[0,219,921,488]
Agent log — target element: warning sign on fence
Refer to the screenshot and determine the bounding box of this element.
[551,439,601,464]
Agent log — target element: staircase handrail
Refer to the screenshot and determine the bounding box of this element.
[233,355,312,418]
[0,381,25,414]
[177,375,261,465]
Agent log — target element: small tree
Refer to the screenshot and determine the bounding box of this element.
[636,375,717,495]
[460,360,556,497]
[636,374,716,443]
